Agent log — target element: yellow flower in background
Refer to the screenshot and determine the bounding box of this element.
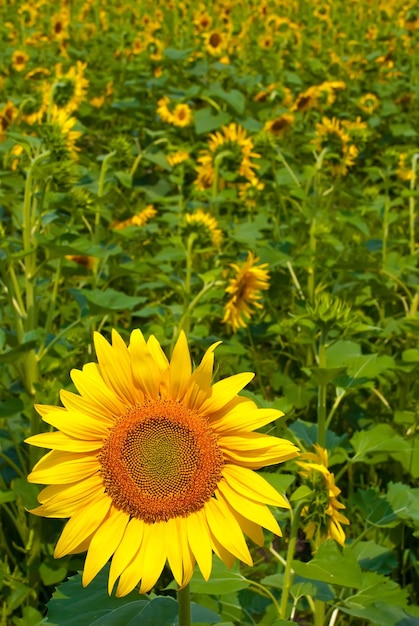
[111,205,157,230]
[297,445,349,547]
[195,123,260,190]
[358,93,379,114]
[46,62,89,114]
[49,105,82,157]
[157,97,192,127]
[0,101,17,142]
[26,330,299,596]
[12,50,29,72]
[223,252,270,332]
[65,255,97,270]
[185,209,223,247]
[203,30,228,56]
[172,103,193,128]
[264,113,295,138]
[167,150,190,167]
[313,117,358,176]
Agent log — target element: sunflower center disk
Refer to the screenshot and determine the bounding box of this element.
[100,400,224,523]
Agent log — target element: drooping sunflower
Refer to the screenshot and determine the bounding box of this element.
[111,205,157,230]
[222,252,270,332]
[184,209,223,247]
[167,150,190,168]
[195,123,260,191]
[297,445,349,547]
[27,331,299,596]
[264,113,295,138]
[46,62,89,114]
[313,117,358,176]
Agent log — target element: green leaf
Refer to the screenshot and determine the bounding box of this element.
[351,489,399,528]
[0,341,37,363]
[0,398,24,418]
[207,84,246,115]
[69,288,146,313]
[292,541,363,589]
[302,366,347,385]
[194,108,231,134]
[189,558,250,594]
[350,424,411,463]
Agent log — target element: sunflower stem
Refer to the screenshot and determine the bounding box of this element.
[317,329,328,448]
[177,583,191,626]
[279,501,304,620]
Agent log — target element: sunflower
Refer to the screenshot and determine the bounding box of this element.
[27,330,299,596]
[47,62,89,114]
[264,113,295,138]
[12,50,30,72]
[111,205,157,230]
[297,445,349,547]
[47,105,82,158]
[195,123,260,191]
[358,93,379,114]
[222,252,270,332]
[184,209,223,247]
[291,86,322,112]
[0,101,17,142]
[313,117,358,176]
[167,150,190,167]
[172,103,193,128]
[203,30,228,56]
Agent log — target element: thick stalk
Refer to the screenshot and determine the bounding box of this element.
[317,329,327,448]
[409,153,418,257]
[279,502,304,620]
[177,583,191,626]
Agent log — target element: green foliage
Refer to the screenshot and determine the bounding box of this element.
[0,0,418,623]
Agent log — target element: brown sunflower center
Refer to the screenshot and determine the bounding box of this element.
[100,399,224,523]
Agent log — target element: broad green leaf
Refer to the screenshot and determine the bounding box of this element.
[292,541,363,589]
[194,107,231,134]
[385,482,419,528]
[351,489,399,528]
[350,424,410,463]
[69,288,146,312]
[46,568,144,626]
[0,341,37,363]
[189,558,250,594]
[349,541,397,574]
[0,398,24,417]
[340,602,412,626]
[345,571,408,609]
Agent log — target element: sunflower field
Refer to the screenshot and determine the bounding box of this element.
[1,0,419,624]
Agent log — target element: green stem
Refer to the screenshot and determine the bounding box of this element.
[409,153,418,256]
[279,501,304,620]
[314,598,326,626]
[95,151,116,243]
[317,329,327,448]
[382,193,390,265]
[177,583,191,626]
[176,281,218,337]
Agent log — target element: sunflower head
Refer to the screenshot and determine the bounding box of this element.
[297,445,349,547]
[184,209,223,248]
[222,252,270,332]
[27,330,299,596]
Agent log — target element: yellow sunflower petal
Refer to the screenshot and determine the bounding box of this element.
[212,402,283,434]
[28,450,100,484]
[82,506,129,587]
[33,475,104,518]
[36,404,112,439]
[108,517,144,595]
[169,331,192,401]
[222,464,290,508]
[25,431,102,452]
[219,433,299,468]
[94,331,143,405]
[71,363,126,415]
[201,372,254,414]
[54,495,111,558]
[216,480,281,536]
[204,496,253,566]
[59,389,115,422]
[186,508,213,581]
[137,522,167,594]
[183,342,221,409]
[129,329,161,399]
